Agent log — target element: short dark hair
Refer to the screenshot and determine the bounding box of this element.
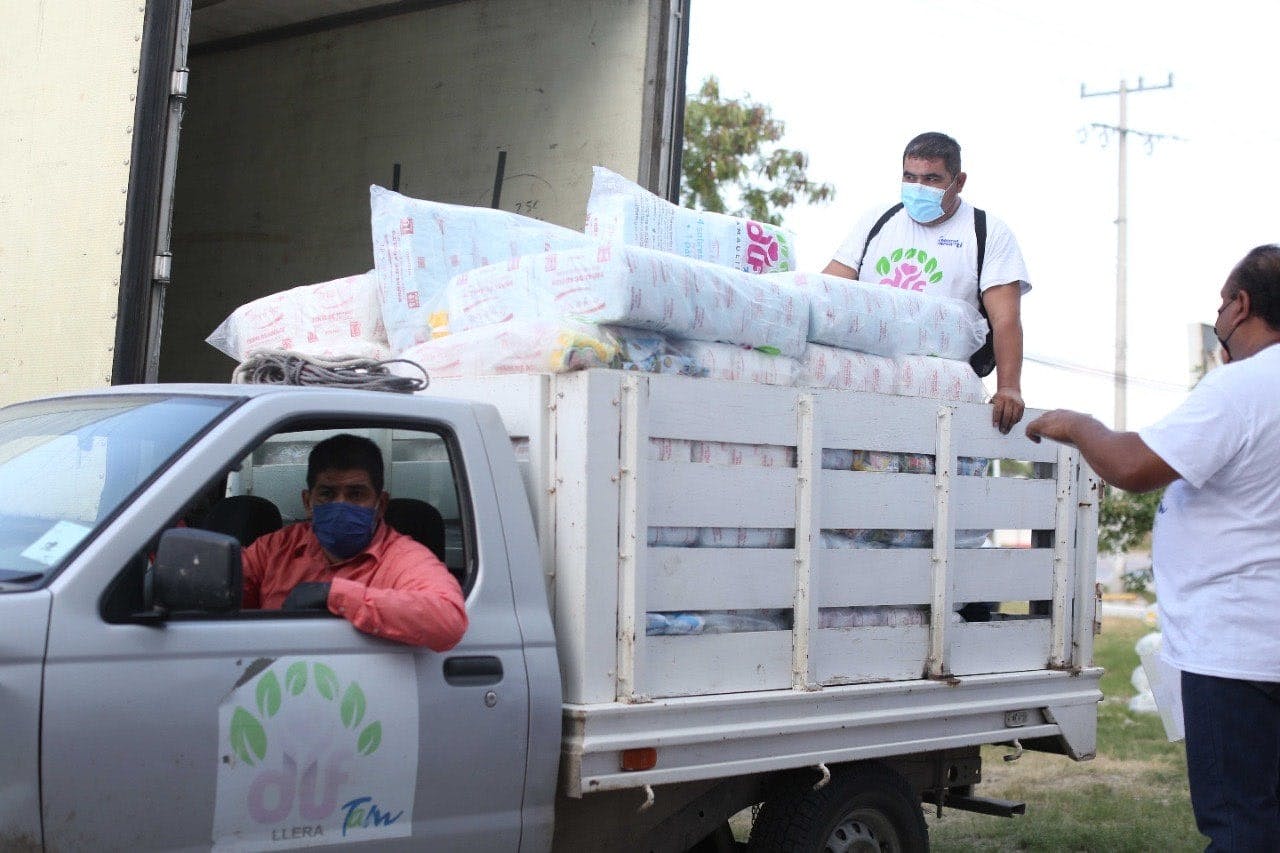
[307,434,385,493]
[1229,245,1280,330]
[904,132,962,178]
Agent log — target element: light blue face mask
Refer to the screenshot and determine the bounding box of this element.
[901,177,956,223]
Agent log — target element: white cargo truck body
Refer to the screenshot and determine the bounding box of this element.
[426,370,1103,800]
[0,0,687,403]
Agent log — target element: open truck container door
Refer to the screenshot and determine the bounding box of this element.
[0,0,689,403]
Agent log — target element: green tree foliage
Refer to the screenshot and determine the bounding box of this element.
[682,76,835,226]
[1098,486,1163,554]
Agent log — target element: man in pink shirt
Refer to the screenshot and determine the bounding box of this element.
[241,434,467,650]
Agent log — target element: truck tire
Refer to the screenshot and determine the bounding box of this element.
[747,764,928,853]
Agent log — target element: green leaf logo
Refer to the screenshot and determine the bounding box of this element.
[230,707,267,765]
[929,271,944,284]
[285,662,307,696]
[924,258,938,274]
[341,683,367,730]
[256,671,282,718]
[357,721,383,756]
[890,248,904,263]
[314,663,339,700]
[904,248,917,260]
[876,257,891,276]
[917,250,929,265]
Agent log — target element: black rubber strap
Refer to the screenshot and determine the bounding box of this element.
[974,207,987,306]
[856,203,904,273]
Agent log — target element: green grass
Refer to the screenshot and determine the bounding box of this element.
[926,617,1203,851]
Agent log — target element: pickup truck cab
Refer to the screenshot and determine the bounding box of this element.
[1,384,560,850]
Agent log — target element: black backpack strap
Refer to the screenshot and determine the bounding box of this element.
[856,203,904,273]
[968,207,997,377]
[974,207,987,300]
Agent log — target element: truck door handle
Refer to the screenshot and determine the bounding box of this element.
[443,655,503,686]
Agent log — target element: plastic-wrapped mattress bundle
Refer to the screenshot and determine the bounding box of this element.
[441,243,810,358]
[370,185,597,353]
[675,341,801,386]
[206,272,390,362]
[585,166,798,273]
[801,345,897,393]
[895,355,988,403]
[780,271,985,360]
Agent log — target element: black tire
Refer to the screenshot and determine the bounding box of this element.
[747,763,928,853]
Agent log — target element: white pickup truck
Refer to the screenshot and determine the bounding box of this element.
[0,370,1101,851]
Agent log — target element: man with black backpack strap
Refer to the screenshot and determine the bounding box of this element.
[823,131,1030,433]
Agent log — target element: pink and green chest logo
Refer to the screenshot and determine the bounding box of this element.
[874,247,944,291]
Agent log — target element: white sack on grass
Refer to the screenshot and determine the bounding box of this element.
[801,345,897,393]
[780,271,985,359]
[392,320,616,379]
[676,340,801,386]
[443,243,811,358]
[206,272,389,361]
[370,185,597,353]
[585,166,798,273]
[895,355,988,403]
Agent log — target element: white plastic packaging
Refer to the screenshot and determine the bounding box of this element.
[650,438,693,462]
[647,527,701,547]
[801,345,897,394]
[585,166,798,273]
[690,441,797,468]
[895,355,989,403]
[818,606,929,629]
[206,272,389,362]
[646,610,791,636]
[696,527,795,549]
[442,243,811,358]
[675,341,802,386]
[370,185,597,353]
[391,320,616,379]
[781,271,985,359]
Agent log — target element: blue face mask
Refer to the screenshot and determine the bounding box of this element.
[901,177,956,223]
[311,502,378,560]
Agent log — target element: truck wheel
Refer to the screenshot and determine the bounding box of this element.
[747,764,928,853]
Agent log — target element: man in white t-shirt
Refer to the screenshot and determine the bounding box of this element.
[1024,244,1280,851]
[824,132,1031,434]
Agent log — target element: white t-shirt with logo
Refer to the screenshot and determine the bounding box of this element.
[1138,343,1280,682]
[831,200,1031,313]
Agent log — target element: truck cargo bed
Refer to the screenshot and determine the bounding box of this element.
[429,370,1101,795]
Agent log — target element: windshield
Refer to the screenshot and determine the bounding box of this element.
[0,395,232,584]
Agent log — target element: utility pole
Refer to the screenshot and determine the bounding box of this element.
[1081,74,1176,431]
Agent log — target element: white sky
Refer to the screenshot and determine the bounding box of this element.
[687,0,1280,430]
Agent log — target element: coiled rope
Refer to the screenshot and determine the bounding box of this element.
[232,350,429,394]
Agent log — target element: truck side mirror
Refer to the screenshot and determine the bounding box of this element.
[153,527,243,614]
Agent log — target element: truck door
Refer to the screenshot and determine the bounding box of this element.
[39,396,531,850]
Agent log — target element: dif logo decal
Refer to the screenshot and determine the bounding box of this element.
[875,247,944,291]
[214,656,418,850]
[745,222,792,273]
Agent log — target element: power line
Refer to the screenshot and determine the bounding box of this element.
[1023,353,1187,392]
